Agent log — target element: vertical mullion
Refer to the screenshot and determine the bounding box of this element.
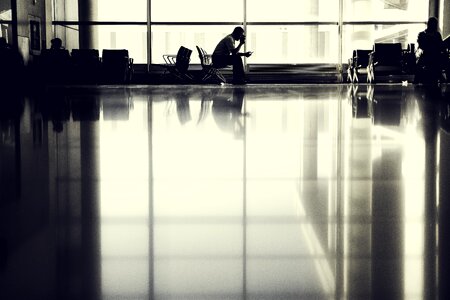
[147,0,152,70]
[243,0,248,70]
[339,0,344,82]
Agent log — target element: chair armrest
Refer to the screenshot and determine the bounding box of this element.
[163,54,177,65]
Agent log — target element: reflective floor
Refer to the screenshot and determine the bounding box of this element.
[1,84,450,300]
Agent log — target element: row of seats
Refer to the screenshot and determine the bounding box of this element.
[33,49,134,84]
[347,43,421,83]
[162,45,227,84]
[347,43,450,83]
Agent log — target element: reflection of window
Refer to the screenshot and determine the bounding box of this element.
[384,0,408,10]
[343,0,427,21]
[0,9,12,21]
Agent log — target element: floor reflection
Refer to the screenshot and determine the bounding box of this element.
[1,84,450,299]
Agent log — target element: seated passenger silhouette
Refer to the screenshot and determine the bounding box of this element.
[212,27,253,84]
[40,38,71,83]
[415,17,444,85]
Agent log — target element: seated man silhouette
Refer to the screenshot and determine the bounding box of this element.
[212,27,252,84]
[41,38,71,83]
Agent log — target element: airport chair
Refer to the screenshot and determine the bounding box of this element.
[101,49,134,84]
[196,46,226,84]
[367,43,403,83]
[401,43,416,75]
[348,49,371,83]
[162,46,194,82]
[71,49,101,84]
[39,48,72,84]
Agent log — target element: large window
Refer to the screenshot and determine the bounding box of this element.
[151,0,243,22]
[246,0,339,22]
[54,0,430,67]
[342,0,429,61]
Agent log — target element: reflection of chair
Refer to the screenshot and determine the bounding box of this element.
[71,96,100,121]
[101,49,134,83]
[71,49,101,84]
[348,49,371,83]
[348,85,372,118]
[369,86,403,126]
[102,89,132,120]
[367,43,403,83]
[162,46,194,82]
[196,46,226,83]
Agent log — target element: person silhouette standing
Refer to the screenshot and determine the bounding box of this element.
[415,17,444,84]
[212,27,253,84]
[0,37,24,94]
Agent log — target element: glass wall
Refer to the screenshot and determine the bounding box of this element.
[151,0,243,22]
[56,0,430,66]
[53,0,79,50]
[342,0,429,61]
[0,0,12,44]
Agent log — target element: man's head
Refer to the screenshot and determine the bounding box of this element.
[50,38,63,49]
[231,27,245,40]
[427,17,439,33]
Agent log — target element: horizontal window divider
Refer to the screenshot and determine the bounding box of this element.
[342,21,427,25]
[150,22,244,25]
[247,22,339,26]
[52,21,427,26]
[0,20,12,24]
[52,21,147,26]
[53,21,343,26]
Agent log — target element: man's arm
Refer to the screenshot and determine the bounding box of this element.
[226,35,244,55]
[232,41,244,55]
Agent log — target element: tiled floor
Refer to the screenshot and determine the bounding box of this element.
[1,84,450,300]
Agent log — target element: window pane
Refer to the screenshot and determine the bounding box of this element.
[98,0,147,21]
[97,25,147,63]
[53,0,78,21]
[342,24,425,63]
[247,0,339,22]
[246,25,339,64]
[0,0,11,20]
[343,0,428,22]
[151,25,239,64]
[151,0,243,22]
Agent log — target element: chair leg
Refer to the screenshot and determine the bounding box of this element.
[214,69,226,83]
[347,68,353,83]
[201,68,212,81]
[367,66,372,83]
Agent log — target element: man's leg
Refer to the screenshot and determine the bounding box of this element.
[212,55,246,83]
[231,55,245,83]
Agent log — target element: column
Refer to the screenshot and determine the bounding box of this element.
[78,0,98,49]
